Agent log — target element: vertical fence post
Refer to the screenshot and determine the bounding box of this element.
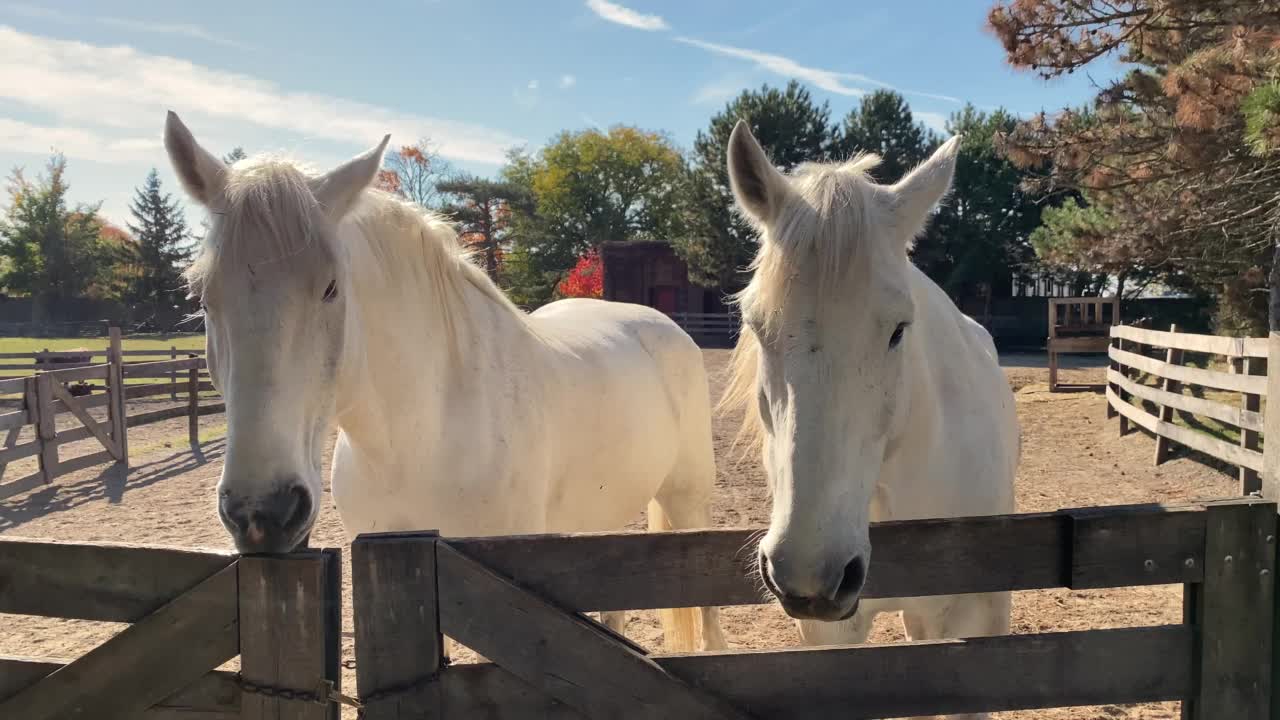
[1154,324,1184,466]
[1048,299,1059,393]
[1107,327,1119,419]
[1242,355,1264,495]
[1186,500,1275,720]
[33,374,57,484]
[107,327,127,466]
[239,549,343,720]
[187,356,199,447]
[1264,329,1280,720]
[353,532,442,718]
[169,345,178,400]
[1118,331,1132,436]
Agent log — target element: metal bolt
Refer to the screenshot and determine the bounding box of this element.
[1143,559,1155,571]
[1269,535,1276,544]
[1184,557,1196,569]
[1262,569,1271,578]
[1225,555,1234,565]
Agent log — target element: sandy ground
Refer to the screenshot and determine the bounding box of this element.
[0,351,1239,719]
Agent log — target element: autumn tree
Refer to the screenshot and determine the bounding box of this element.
[0,155,120,321]
[989,0,1280,332]
[378,140,453,209]
[127,169,194,315]
[678,80,833,288]
[832,90,937,183]
[437,175,530,281]
[557,250,603,299]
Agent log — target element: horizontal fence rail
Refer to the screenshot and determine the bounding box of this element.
[1107,324,1267,493]
[352,499,1275,720]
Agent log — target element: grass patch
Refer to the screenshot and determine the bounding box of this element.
[0,334,207,379]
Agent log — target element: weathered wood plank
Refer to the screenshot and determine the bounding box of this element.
[53,449,117,476]
[238,551,342,720]
[1191,501,1276,720]
[0,408,29,431]
[1112,324,1267,358]
[352,533,443,720]
[1069,504,1205,589]
[126,402,224,429]
[1240,357,1262,494]
[1110,345,1267,395]
[38,364,110,382]
[419,625,1191,720]
[1049,336,1111,353]
[0,471,46,501]
[1107,369,1262,433]
[50,392,111,415]
[436,543,751,720]
[0,439,40,464]
[446,505,1202,612]
[0,657,239,719]
[0,563,239,720]
[1107,388,1264,472]
[0,376,28,394]
[0,537,234,621]
[50,380,120,459]
[122,358,203,378]
[33,375,57,481]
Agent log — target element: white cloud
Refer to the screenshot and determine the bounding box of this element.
[916,111,952,136]
[3,3,247,49]
[585,0,668,31]
[692,78,742,106]
[0,117,163,164]
[0,26,523,165]
[676,36,963,105]
[559,74,577,89]
[527,79,539,90]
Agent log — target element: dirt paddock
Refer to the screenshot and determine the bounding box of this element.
[0,350,1239,719]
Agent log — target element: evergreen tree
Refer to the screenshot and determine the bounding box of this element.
[127,169,193,315]
[832,90,937,183]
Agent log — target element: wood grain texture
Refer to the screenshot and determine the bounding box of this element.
[1110,345,1267,395]
[0,537,234,621]
[0,656,239,719]
[1068,504,1205,589]
[0,563,239,720]
[437,543,751,720]
[1107,388,1264,472]
[50,379,120,459]
[1112,324,1267,358]
[238,551,342,720]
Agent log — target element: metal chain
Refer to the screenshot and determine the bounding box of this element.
[234,656,449,718]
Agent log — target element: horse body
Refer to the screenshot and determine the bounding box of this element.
[164,112,722,651]
[724,122,1018,719]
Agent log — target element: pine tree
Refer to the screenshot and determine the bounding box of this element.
[127,169,193,315]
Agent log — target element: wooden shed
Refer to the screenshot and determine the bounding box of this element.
[599,241,726,315]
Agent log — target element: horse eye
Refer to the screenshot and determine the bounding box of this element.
[889,322,909,349]
[322,280,338,302]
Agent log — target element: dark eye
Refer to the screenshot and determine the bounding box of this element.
[322,280,338,302]
[889,322,909,349]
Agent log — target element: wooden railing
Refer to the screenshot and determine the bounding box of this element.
[1107,324,1266,494]
[1049,296,1120,392]
[668,312,739,338]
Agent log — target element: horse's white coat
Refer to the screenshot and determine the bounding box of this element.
[164,112,723,651]
[723,122,1019,719]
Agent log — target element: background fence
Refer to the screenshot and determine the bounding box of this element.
[1106,324,1267,495]
[0,328,222,500]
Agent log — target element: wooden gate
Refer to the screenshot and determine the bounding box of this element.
[351,499,1275,719]
[0,538,343,720]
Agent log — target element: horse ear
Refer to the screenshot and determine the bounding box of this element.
[888,135,961,242]
[310,136,391,222]
[727,120,787,225]
[164,111,227,208]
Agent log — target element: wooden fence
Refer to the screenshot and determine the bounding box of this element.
[0,537,342,720]
[1107,324,1266,495]
[350,499,1273,719]
[1049,296,1120,392]
[0,330,223,500]
[668,312,739,341]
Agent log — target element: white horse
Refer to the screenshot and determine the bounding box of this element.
[162,112,725,652]
[722,122,1018,718]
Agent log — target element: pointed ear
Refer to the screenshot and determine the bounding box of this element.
[888,135,961,238]
[310,136,391,222]
[164,111,227,207]
[726,120,788,224]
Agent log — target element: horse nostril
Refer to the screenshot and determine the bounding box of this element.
[838,555,867,598]
[278,484,312,534]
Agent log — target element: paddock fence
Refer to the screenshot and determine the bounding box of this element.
[1106,324,1266,495]
[668,312,739,343]
[350,498,1273,719]
[0,537,342,720]
[0,328,223,500]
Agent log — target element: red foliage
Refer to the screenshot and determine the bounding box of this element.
[374,169,401,194]
[557,250,603,299]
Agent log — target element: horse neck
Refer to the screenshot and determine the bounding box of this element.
[334,236,543,458]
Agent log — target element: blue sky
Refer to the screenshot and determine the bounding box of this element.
[0,0,1116,227]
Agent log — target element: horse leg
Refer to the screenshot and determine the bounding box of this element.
[599,611,627,635]
[900,591,1012,720]
[650,472,727,652]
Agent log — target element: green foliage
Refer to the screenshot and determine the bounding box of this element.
[0,155,121,320]
[127,169,194,314]
[833,90,937,183]
[677,80,832,288]
[915,105,1047,299]
[437,174,530,281]
[1243,82,1280,157]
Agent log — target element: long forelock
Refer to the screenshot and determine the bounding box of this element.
[184,156,324,296]
[721,152,882,455]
